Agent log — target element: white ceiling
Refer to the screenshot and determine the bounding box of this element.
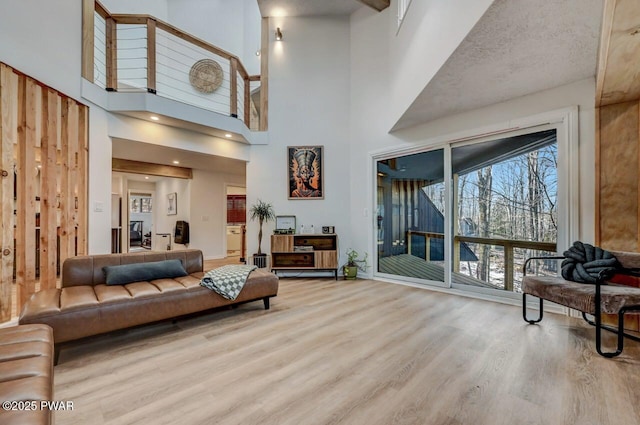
[112,138,246,180]
[392,0,604,130]
[257,0,362,17]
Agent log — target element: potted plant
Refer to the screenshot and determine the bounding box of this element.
[343,248,369,280]
[249,199,276,257]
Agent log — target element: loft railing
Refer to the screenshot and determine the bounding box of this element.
[406,230,557,292]
[82,0,263,130]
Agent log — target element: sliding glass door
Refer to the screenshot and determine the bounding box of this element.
[374,125,565,295]
[376,149,446,284]
[451,130,558,293]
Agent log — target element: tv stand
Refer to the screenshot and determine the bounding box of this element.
[271,234,338,279]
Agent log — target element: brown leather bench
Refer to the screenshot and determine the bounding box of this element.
[18,249,278,363]
[522,250,640,357]
[0,324,54,425]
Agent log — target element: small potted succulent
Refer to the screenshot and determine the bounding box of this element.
[342,248,369,280]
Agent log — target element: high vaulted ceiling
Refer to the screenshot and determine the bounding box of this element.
[392,0,604,130]
[257,0,602,131]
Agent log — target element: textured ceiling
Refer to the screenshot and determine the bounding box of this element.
[392,0,604,131]
[257,0,362,17]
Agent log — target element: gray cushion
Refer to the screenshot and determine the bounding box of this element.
[103,259,188,285]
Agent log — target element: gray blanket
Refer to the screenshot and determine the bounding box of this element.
[200,265,257,300]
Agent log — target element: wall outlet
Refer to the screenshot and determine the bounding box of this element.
[94,201,104,212]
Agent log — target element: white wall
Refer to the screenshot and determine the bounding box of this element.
[242,0,263,76]
[246,16,352,261]
[101,0,169,21]
[387,0,494,129]
[154,178,191,251]
[167,0,262,75]
[190,170,245,259]
[87,106,114,254]
[0,0,82,99]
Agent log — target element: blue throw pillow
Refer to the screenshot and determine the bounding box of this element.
[103,259,188,285]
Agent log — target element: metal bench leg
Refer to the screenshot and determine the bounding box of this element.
[594,309,624,358]
[522,293,543,324]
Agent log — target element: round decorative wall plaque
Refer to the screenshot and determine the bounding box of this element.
[189,59,223,94]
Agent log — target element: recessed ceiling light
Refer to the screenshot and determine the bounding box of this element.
[225,133,232,138]
[144,176,149,180]
[150,116,159,121]
[173,160,180,164]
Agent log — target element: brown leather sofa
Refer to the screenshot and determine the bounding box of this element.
[18,249,278,362]
[0,324,54,425]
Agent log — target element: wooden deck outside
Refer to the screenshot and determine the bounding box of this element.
[378,254,498,289]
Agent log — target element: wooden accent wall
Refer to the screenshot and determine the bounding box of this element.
[595,0,640,330]
[596,101,640,250]
[595,0,640,250]
[0,63,88,323]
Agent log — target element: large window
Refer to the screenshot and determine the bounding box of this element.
[451,130,558,293]
[373,119,574,297]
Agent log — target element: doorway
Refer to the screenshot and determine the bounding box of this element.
[226,186,246,260]
[129,191,154,252]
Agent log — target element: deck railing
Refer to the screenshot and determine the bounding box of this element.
[406,230,557,291]
[82,0,263,130]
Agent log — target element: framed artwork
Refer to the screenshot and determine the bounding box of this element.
[141,197,152,213]
[288,145,324,200]
[167,192,177,215]
[130,198,140,213]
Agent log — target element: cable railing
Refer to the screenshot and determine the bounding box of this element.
[93,11,107,89]
[406,230,557,292]
[84,1,262,130]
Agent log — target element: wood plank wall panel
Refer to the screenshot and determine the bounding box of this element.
[16,77,38,309]
[67,101,79,261]
[596,101,640,331]
[40,89,58,289]
[597,0,640,106]
[0,63,89,322]
[76,107,88,256]
[0,65,17,322]
[597,101,639,251]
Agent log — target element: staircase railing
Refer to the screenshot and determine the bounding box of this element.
[82,0,263,130]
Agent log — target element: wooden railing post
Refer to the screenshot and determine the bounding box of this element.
[105,17,118,91]
[82,0,95,82]
[407,230,412,255]
[244,76,251,125]
[146,18,157,94]
[453,237,460,272]
[230,58,238,118]
[504,242,514,291]
[425,235,431,261]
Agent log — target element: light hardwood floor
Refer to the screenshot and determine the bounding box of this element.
[53,277,640,425]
